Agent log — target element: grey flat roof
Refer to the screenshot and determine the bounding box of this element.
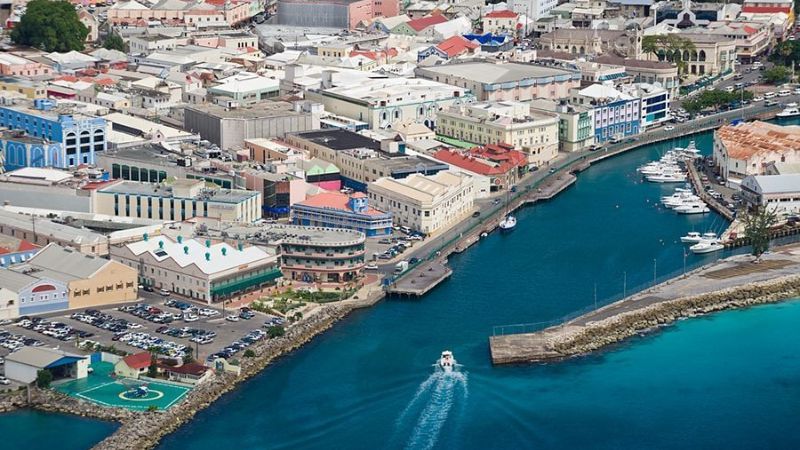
[100,181,257,203]
[417,62,576,84]
[186,101,302,120]
[219,223,365,246]
[0,208,103,244]
[25,244,109,279]
[753,174,800,194]
[0,269,39,292]
[4,347,84,368]
[0,184,91,212]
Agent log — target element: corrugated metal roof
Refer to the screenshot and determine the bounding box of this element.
[752,174,800,194]
[26,243,110,279]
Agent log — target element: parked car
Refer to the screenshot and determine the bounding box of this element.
[226,315,240,322]
[0,376,10,385]
[472,211,481,218]
[664,125,675,131]
[159,289,170,296]
[365,264,379,270]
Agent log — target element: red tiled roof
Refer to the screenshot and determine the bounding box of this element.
[122,352,152,370]
[163,362,209,376]
[17,240,39,252]
[484,9,518,18]
[407,14,447,32]
[297,191,385,216]
[433,144,527,176]
[742,25,758,35]
[742,5,791,12]
[436,36,479,57]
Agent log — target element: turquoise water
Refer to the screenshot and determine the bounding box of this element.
[153,133,800,450]
[6,127,800,449]
[0,409,117,448]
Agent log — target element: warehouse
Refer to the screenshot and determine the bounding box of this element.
[3,347,89,384]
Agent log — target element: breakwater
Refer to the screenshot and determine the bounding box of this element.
[490,248,800,364]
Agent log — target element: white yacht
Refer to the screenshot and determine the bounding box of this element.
[640,164,681,176]
[662,194,700,208]
[690,239,725,254]
[701,232,718,240]
[680,231,703,243]
[647,172,687,183]
[777,106,800,118]
[439,350,455,372]
[677,141,702,158]
[674,202,710,214]
[499,215,517,231]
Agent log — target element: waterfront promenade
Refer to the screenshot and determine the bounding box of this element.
[489,244,800,364]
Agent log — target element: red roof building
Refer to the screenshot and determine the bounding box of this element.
[406,14,448,32]
[433,144,527,190]
[436,36,480,58]
[484,9,519,18]
[292,191,393,237]
[122,352,152,370]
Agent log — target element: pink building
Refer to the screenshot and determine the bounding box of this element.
[0,54,51,77]
[372,0,399,18]
[108,0,254,26]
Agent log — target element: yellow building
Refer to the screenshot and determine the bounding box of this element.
[92,178,262,223]
[0,77,46,99]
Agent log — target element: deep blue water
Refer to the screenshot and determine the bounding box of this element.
[5,128,800,449]
[0,409,117,448]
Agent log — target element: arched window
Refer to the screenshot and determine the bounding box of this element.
[698,50,706,61]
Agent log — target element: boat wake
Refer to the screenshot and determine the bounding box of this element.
[393,370,468,450]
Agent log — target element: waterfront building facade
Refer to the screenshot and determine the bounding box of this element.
[368,171,475,234]
[713,121,800,186]
[436,101,559,166]
[292,191,393,236]
[432,144,527,193]
[620,83,670,130]
[276,225,366,284]
[529,99,595,152]
[570,84,640,143]
[740,174,800,216]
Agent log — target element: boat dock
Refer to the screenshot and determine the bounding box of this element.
[488,246,800,365]
[685,159,736,221]
[385,260,453,297]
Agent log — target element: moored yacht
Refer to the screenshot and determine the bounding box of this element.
[646,172,687,183]
[674,202,710,214]
[680,231,703,243]
[777,106,800,118]
[690,239,725,254]
[499,215,517,231]
[439,350,455,372]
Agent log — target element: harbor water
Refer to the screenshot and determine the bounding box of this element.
[6,126,800,449]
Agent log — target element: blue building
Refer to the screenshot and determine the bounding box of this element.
[571,84,641,143]
[0,98,107,170]
[461,33,514,53]
[292,191,393,237]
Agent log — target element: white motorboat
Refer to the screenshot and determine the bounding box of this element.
[701,232,718,240]
[680,231,703,243]
[499,215,517,231]
[777,107,800,118]
[640,164,681,176]
[439,350,455,372]
[674,202,710,214]
[647,172,687,183]
[677,141,702,158]
[690,239,725,254]
[662,193,700,208]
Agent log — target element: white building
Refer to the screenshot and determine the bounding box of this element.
[714,121,800,186]
[304,76,474,130]
[436,101,559,166]
[509,0,557,21]
[368,171,475,234]
[111,236,281,303]
[4,347,89,384]
[619,82,671,129]
[740,174,800,216]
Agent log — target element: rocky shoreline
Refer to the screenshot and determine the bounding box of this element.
[0,287,384,450]
[547,275,800,358]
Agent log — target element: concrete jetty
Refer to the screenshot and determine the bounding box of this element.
[386,260,453,297]
[685,159,735,221]
[489,244,800,365]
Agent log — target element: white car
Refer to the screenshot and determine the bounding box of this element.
[664,125,675,131]
[225,315,239,322]
[365,264,379,270]
[753,96,764,102]
[0,376,10,385]
[184,314,199,322]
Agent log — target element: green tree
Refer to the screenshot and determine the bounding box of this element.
[763,66,791,85]
[742,206,778,260]
[243,349,256,358]
[10,0,88,52]
[103,33,125,52]
[267,325,285,339]
[36,369,53,388]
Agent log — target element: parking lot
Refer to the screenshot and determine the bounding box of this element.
[0,294,287,376]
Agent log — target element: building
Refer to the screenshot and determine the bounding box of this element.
[304,76,473,130]
[700,21,772,63]
[0,237,39,268]
[368,171,475,234]
[0,53,52,77]
[271,224,365,284]
[292,191,393,236]
[594,55,680,99]
[417,35,480,62]
[114,352,152,379]
[570,84,641,143]
[0,98,107,168]
[482,9,519,35]
[391,13,448,35]
[436,101,559,166]
[509,0,558,21]
[620,83,670,129]
[538,28,643,58]
[462,33,515,53]
[713,121,800,185]
[285,129,448,191]
[160,362,212,384]
[529,99,595,152]
[207,73,281,105]
[3,347,89,384]
[740,174,800,215]
[433,144,528,193]
[0,243,137,317]
[93,179,262,223]
[184,101,321,150]
[646,32,737,78]
[414,61,581,102]
[112,236,281,303]
[277,0,374,29]
[0,77,47,100]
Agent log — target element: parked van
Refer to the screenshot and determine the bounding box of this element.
[764,92,777,99]
[778,89,791,97]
